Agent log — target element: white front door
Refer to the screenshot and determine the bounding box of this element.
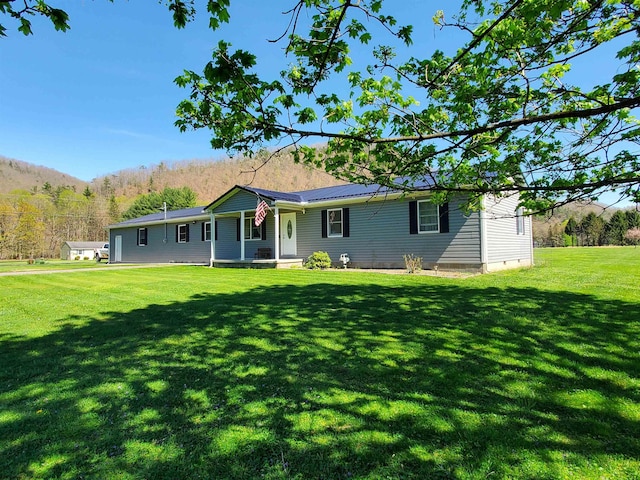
[114,235,122,262]
[280,213,297,256]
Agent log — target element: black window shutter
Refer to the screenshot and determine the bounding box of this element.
[175,225,179,242]
[261,218,267,240]
[409,201,418,234]
[343,208,350,237]
[143,228,148,245]
[439,202,450,233]
[201,222,205,241]
[185,224,190,242]
[215,221,218,241]
[236,218,240,241]
[321,210,328,238]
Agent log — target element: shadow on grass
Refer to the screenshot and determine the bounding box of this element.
[1,282,639,479]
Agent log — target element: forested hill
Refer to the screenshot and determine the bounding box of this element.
[0,156,87,194]
[0,150,346,259]
[89,151,345,203]
[0,151,343,201]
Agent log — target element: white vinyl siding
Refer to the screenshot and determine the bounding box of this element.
[485,195,533,265]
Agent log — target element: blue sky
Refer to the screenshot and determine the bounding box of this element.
[1,1,322,180]
[0,1,441,182]
[1,1,259,181]
[0,1,636,208]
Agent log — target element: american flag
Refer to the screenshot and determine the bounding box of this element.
[254,199,269,226]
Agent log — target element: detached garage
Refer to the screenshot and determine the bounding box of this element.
[60,241,107,260]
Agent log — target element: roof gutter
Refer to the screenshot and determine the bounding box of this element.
[273,190,431,210]
[108,213,210,230]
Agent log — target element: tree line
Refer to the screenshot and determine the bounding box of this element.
[0,182,203,260]
[0,184,119,260]
[536,210,640,248]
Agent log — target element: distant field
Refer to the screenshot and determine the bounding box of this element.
[1,247,639,479]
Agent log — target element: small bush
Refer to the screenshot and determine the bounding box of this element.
[74,256,81,261]
[306,251,331,270]
[404,254,422,274]
[83,256,90,261]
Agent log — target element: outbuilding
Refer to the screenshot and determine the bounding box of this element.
[60,241,108,261]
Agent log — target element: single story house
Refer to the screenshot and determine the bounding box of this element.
[61,241,108,260]
[108,182,533,273]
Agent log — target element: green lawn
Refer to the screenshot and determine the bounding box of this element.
[0,259,106,273]
[1,248,639,479]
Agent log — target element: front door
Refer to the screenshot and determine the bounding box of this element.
[280,213,297,256]
[114,235,122,262]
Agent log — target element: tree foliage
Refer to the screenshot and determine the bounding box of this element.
[4,1,640,211]
[0,0,209,36]
[172,0,640,211]
[604,210,629,245]
[626,227,640,246]
[121,187,197,220]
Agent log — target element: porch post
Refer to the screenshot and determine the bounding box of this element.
[240,211,246,260]
[274,207,280,260]
[209,213,215,267]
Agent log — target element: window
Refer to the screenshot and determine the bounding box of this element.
[202,221,211,241]
[244,217,262,240]
[418,201,439,233]
[409,201,449,235]
[516,208,525,235]
[177,224,189,243]
[137,227,148,246]
[328,209,343,237]
[321,208,350,238]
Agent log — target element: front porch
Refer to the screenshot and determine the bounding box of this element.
[209,197,303,266]
[212,258,304,269]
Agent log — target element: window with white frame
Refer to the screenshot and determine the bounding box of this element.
[244,217,261,240]
[516,207,525,235]
[328,208,343,237]
[418,200,439,233]
[204,221,211,241]
[137,227,148,246]
[177,224,188,243]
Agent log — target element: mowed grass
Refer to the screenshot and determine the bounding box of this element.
[0,259,107,273]
[1,248,639,479]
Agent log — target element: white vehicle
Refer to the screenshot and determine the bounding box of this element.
[95,243,109,262]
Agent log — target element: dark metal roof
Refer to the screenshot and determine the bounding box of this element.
[110,206,208,228]
[116,176,442,227]
[294,183,389,202]
[293,176,437,202]
[242,186,304,203]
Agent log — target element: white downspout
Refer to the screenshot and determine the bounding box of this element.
[479,195,489,273]
[240,211,245,261]
[274,207,280,261]
[528,214,534,266]
[210,212,215,267]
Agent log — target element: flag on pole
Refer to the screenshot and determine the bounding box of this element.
[254,199,269,226]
